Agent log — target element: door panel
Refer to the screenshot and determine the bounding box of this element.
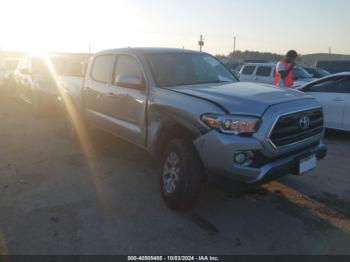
[342,94,350,131]
[340,79,350,131]
[105,54,147,146]
[83,79,112,130]
[82,55,115,129]
[309,92,346,129]
[306,76,350,130]
[124,88,147,145]
[343,96,350,131]
[101,84,129,136]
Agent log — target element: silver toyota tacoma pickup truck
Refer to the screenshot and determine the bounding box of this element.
[59,48,327,209]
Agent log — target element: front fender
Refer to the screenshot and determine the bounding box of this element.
[147,105,205,155]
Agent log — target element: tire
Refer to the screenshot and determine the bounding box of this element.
[160,138,203,209]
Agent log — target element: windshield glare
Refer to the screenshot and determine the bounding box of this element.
[146,53,237,87]
[32,57,83,77]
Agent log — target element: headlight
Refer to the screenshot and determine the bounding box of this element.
[201,113,260,135]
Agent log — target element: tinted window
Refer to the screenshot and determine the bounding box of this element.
[256,66,272,77]
[113,55,144,87]
[241,66,256,75]
[91,55,114,83]
[146,53,236,87]
[308,77,350,93]
[317,61,350,74]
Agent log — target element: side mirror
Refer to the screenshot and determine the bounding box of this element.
[21,68,30,75]
[116,75,145,89]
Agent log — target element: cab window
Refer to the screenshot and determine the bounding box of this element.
[113,55,144,89]
[91,55,115,83]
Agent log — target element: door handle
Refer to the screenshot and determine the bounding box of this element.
[334,97,344,102]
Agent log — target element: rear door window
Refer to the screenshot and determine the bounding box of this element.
[91,55,115,83]
[256,66,272,77]
[241,66,256,75]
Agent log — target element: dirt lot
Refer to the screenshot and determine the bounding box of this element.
[0,93,350,255]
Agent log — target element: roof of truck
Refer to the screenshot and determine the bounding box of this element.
[95,47,202,55]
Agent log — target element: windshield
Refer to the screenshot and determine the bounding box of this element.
[146,53,237,87]
[293,67,313,79]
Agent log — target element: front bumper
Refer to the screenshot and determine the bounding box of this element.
[193,130,327,185]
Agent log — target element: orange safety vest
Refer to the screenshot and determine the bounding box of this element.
[274,60,294,88]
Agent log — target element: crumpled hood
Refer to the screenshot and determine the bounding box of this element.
[169,82,312,116]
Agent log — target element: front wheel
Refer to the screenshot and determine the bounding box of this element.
[160,138,203,209]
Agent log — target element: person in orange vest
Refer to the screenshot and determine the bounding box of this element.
[274,50,298,88]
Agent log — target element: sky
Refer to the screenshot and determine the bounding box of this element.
[0,0,349,55]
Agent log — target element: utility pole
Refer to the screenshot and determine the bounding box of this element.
[233,36,236,53]
[198,35,204,52]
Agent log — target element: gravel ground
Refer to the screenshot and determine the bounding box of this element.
[0,93,349,255]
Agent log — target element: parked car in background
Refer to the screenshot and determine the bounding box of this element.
[57,60,86,110]
[224,62,243,76]
[298,72,350,131]
[13,55,84,116]
[316,60,350,74]
[303,67,330,78]
[60,47,326,209]
[2,58,20,94]
[239,63,315,87]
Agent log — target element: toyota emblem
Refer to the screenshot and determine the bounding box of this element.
[299,116,310,130]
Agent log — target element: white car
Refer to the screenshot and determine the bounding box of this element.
[239,63,315,87]
[299,72,350,131]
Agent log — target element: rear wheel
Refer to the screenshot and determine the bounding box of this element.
[160,138,203,209]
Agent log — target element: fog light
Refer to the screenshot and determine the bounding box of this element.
[234,152,247,164]
[234,151,254,166]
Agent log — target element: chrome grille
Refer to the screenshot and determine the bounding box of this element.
[269,108,324,148]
